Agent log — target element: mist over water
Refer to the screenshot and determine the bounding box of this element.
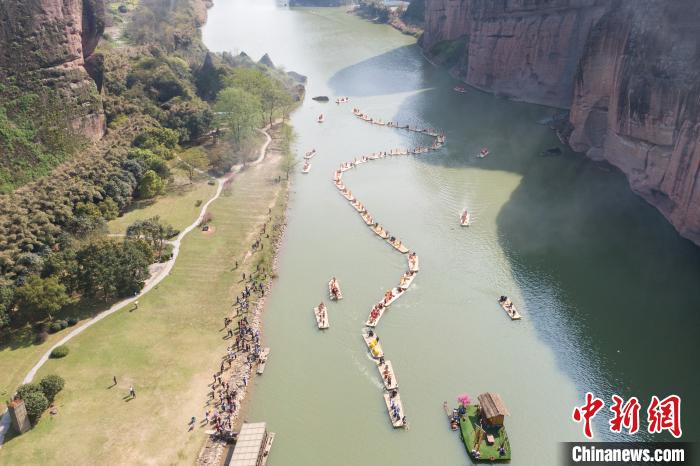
[203,2,700,463]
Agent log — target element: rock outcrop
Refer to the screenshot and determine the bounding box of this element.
[421,0,700,244]
[0,0,106,141]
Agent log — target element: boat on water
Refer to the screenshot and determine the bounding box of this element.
[371,223,389,239]
[388,236,409,254]
[453,85,467,94]
[335,96,350,104]
[314,303,329,329]
[384,391,407,428]
[497,296,522,320]
[361,329,383,359]
[317,113,324,123]
[304,149,316,159]
[408,252,419,272]
[460,209,470,226]
[328,277,342,300]
[379,360,398,390]
[257,348,270,375]
[478,147,489,158]
[399,271,416,289]
[312,95,329,102]
[302,162,311,174]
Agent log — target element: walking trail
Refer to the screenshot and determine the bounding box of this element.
[0,121,276,446]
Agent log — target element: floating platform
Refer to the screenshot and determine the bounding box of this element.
[362,330,383,359]
[498,298,522,320]
[459,404,511,462]
[314,305,329,329]
[257,347,270,375]
[328,278,342,300]
[383,392,407,428]
[378,360,398,390]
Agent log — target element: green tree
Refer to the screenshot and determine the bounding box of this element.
[138,170,165,199]
[214,87,260,144]
[260,81,292,126]
[76,240,154,300]
[40,374,65,402]
[126,216,176,259]
[178,147,209,182]
[15,275,72,321]
[21,390,49,425]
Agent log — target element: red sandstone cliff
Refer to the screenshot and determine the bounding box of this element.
[422,0,700,245]
[0,0,106,140]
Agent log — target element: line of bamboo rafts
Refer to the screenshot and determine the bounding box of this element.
[337,111,445,429]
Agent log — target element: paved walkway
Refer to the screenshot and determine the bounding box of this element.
[0,121,277,447]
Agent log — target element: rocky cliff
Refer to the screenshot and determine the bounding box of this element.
[422,0,700,245]
[0,0,106,140]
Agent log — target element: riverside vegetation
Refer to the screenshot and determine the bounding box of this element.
[0,0,302,425]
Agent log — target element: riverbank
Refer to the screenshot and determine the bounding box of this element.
[0,120,290,463]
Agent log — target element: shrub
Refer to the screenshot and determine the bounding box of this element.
[16,383,42,400]
[39,374,65,401]
[195,199,202,207]
[67,317,78,326]
[34,331,49,344]
[22,391,49,425]
[48,322,63,333]
[50,345,70,359]
[58,320,68,329]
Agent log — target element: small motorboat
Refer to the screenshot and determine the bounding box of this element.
[497,296,522,320]
[312,95,329,102]
[317,113,324,123]
[302,162,311,174]
[478,147,489,158]
[453,86,467,93]
[460,209,470,226]
[328,277,343,300]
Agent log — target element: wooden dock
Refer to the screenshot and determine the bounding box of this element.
[383,392,407,428]
[257,347,271,374]
[362,330,383,359]
[314,305,329,329]
[378,360,398,390]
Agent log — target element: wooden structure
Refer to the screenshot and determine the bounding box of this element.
[477,392,510,426]
[256,348,270,375]
[227,422,274,466]
[7,399,31,434]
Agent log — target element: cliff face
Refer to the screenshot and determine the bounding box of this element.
[422,0,700,245]
[0,0,106,140]
[422,0,611,108]
[569,0,700,244]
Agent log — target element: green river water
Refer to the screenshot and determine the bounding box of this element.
[203,3,700,464]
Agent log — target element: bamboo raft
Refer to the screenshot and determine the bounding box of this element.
[388,238,409,254]
[498,297,522,320]
[399,271,416,289]
[328,278,343,301]
[256,347,271,375]
[314,304,329,329]
[302,163,311,174]
[384,392,407,428]
[408,253,419,272]
[378,360,398,390]
[362,330,384,359]
[304,149,317,159]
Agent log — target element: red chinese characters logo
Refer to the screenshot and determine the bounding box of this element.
[572,392,604,439]
[609,394,640,434]
[573,393,682,439]
[647,395,682,438]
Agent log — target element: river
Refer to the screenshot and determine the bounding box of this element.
[202,2,700,464]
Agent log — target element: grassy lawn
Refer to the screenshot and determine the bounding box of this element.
[459,405,512,462]
[1,148,286,464]
[107,169,217,235]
